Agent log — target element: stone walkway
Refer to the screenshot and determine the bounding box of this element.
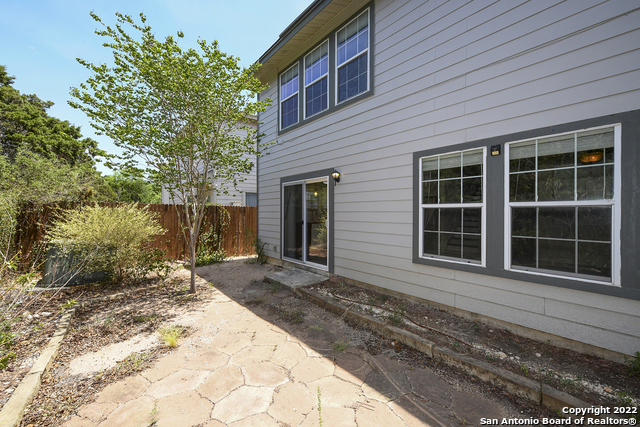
[63,261,517,427]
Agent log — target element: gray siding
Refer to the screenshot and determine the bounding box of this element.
[257,0,640,355]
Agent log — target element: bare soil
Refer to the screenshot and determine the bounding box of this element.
[306,280,640,411]
[1,258,638,426]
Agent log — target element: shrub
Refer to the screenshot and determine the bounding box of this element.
[47,204,166,282]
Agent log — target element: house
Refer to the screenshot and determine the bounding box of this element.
[161,116,258,206]
[254,0,640,358]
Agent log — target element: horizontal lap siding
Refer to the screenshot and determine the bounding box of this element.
[257,0,640,354]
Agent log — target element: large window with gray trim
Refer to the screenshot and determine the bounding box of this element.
[336,9,369,104]
[420,148,485,265]
[506,125,620,284]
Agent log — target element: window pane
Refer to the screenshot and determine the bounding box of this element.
[605,165,613,199]
[424,209,439,232]
[422,181,438,204]
[440,233,461,258]
[283,185,303,261]
[439,153,461,179]
[512,208,536,237]
[422,158,438,180]
[305,77,327,117]
[538,135,574,170]
[463,234,481,261]
[577,207,611,242]
[440,179,461,204]
[423,232,438,255]
[306,181,328,266]
[337,53,368,102]
[538,169,574,201]
[510,141,536,172]
[578,242,611,278]
[511,237,536,268]
[509,172,535,202]
[577,166,605,200]
[463,208,481,234]
[280,67,298,100]
[463,149,483,176]
[577,148,604,165]
[539,207,575,239]
[440,208,461,232]
[577,129,613,164]
[337,10,368,66]
[538,239,575,273]
[281,94,298,129]
[462,177,482,203]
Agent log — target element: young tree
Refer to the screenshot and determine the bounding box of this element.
[70,12,270,293]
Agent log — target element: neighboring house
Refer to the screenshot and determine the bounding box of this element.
[254,0,640,358]
[161,117,258,206]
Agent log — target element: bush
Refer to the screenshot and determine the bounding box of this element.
[47,204,166,282]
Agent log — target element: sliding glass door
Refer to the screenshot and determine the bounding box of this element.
[283,178,328,268]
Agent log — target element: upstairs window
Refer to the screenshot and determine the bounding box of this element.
[336,9,369,103]
[506,126,619,282]
[420,148,485,265]
[304,42,329,118]
[280,64,299,130]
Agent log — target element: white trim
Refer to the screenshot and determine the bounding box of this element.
[334,8,370,106]
[281,177,330,271]
[504,124,621,286]
[279,63,299,131]
[418,147,487,267]
[303,40,329,120]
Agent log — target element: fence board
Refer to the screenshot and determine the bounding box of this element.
[15,203,257,268]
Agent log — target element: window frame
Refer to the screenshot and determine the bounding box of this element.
[503,124,622,286]
[334,8,370,105]
[303,40,330,119]
[277,4,374,135]
[419,147,487,267]
[279,63,299,131]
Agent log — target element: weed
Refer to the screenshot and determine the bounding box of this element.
[376,295,388,304]
[473,322,480,332]
[59,299,77,312]
[317,386,323,427]
[0,352,15,369]
[159,325,183,347]
[307,325,323,332]
[333,341,349,352]
[270,282,280,294]
[133,313,159,323]
[625,351,640,376]
[386,303,406,326]
[453,341,460,349]
[282,309,304,324]
[520,365,529,375]
[110,352,150,376]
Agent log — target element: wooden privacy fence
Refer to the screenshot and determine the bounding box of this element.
[15,203,257,266]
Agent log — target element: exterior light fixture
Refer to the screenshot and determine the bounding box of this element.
[578,151,603,163]
[331,169,341,185]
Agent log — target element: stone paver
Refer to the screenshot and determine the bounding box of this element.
[210,385,274,423]
[62,261,526,427]
[155,390,213,427]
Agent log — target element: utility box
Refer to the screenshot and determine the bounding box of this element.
[39,245,108,287]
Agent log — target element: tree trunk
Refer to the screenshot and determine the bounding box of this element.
[189,232,197,294]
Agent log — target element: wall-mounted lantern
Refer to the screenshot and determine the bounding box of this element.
[331,169,341,185]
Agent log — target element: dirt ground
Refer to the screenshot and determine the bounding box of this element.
[1,257,638,426]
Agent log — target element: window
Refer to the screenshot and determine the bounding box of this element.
[336,9,369,103]
[506,126,619,282]
[304,42,329,118]
[277,5,373,132]
[245,192,257,207]
[419,148,485,264]
[280,64,299,129]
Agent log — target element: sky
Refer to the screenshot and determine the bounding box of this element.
[0,0,313,175]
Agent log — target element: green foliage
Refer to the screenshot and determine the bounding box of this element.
[0,351,15,370]
[69,12,271,293]
[104,172,161,203]
[159,325,183,347]
[47,204,166,282]
[317,386,323,427]
[386,304,407,326]
[195,210,228,266]
[0,65,105,165]
[333,341,349,352]
[60,299,77,312]
[626,351,640,376]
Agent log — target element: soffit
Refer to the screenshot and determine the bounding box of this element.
[255,0,369,84]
